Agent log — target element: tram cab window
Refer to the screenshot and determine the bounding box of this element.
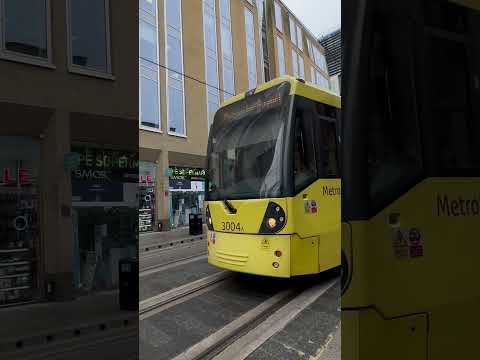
[293,100,317,193]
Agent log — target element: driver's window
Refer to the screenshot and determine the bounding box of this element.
[294,101,317,193]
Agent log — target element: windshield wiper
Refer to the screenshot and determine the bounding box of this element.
[223,199,237,214]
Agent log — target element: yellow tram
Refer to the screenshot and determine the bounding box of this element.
[342,0,480,358]
[205,76,341,277]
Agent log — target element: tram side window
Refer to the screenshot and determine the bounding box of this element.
[423,33,477,175]
[294,100,317,193]
[367,29,423,212]
[315,103,339,177]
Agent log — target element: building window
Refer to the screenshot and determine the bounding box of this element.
[203,0,219,128]
[307,38,314,59]
[244,7,257,89]
[313,45,328,73]
[276,35,285,76]
[165,0,186,136]
[291,48,298,77]
[0,0,52,66]
[68,0,112,76]
[220,0,235,100]
[256,0,268,83]
[291,49,304,79]
[140,67,161,129]
[296,23,303,51]
[139,0,161,131]
[140,19,157,63]
[298,54,304,79]
[274,1,283,32]
[289,16,297,47]
[316,70,330,90]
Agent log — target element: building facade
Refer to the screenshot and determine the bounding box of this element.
[319,29,341,94]
[0,1,138,305]
[139,0,330,231]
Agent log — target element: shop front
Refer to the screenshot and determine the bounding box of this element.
[0,137,41,307]
[167,166,206,229]
[70,145,137,294]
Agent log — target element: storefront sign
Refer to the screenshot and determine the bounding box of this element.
[167,166,206,179]
[71,146,138,183]
[1,166,32,187]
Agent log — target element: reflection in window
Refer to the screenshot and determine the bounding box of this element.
[244,8,257,89]
[140,20,157,62]
[140,66,160,129]
[3,0,49,59]
[203,0,219,128]
[220,0,235,99]
[70,0,110,73]
[276,35,286,76]
[166,0,185,135]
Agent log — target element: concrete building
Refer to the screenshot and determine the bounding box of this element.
[0,1,138,305]
[139,0,330,231]
[319,29,341,94]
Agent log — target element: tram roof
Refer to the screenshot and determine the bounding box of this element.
[219,75,341,111]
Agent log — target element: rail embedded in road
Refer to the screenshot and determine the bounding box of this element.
[140,271,232,320]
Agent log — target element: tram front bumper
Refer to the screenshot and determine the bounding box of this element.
[207,231,291,277]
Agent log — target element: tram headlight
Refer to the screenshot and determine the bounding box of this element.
[206,205,214,231]
[267,218,277,228]
[259,202,286,234]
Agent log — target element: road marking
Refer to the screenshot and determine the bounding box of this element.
[212,278,338,360]
[140,271,230,320]
[140,254,207,277]
[171,288,298,360]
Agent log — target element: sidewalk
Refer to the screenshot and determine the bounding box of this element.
[0,290,137,354]
[140,225,207,251]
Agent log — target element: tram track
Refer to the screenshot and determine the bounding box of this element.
[170,277,339,360]
[140,253,208,276]
[139,271,232,321]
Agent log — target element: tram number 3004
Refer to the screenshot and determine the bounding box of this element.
[221,221,244,232]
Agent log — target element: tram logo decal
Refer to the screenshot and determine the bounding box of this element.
[437,194,480,217]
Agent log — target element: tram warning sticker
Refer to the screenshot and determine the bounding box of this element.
[304,200,318,214]
[392,227,424,259]
[260,238,270,249]
[392,228,409,259]
[408,228,424,258]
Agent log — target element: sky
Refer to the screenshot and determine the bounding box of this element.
[281,0,341,38]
